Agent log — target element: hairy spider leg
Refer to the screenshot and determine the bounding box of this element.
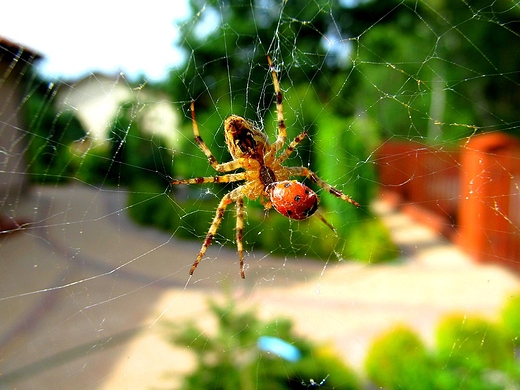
[171,171,247,278]
[235,197,245,278]
[267,55,287,153]
[188,187,246,278]
[190,100,244,172]
[313,210,337,233]
[171,172,246,186]
[287,166,360,208]
[275,131,308,164]
[171,170,247,277]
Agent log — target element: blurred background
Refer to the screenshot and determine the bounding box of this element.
[1,0,520,389]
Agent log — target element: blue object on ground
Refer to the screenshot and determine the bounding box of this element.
[257,336,302,362]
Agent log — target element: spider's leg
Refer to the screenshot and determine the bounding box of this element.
[235,197,245,278]
[171,172,246,186]
[189,187,246,278]
[191,101,219,169]
[267,55,287,152]
[314,210,337,234]
[276,131,307,164]
[190,192,232,277]
[287,166,360,207]
[190,101,244,173]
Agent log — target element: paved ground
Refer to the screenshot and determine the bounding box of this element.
[1,183,519,389]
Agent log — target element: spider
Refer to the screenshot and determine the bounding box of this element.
[172,55,359,279]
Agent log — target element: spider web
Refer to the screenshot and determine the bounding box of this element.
[1,0,520,389]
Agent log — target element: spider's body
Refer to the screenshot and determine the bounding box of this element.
[172,55,359,279]
[225,116,269,164]
[222,115,277,198]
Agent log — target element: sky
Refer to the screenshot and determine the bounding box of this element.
[3,0,191,81]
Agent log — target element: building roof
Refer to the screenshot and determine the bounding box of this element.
[0,36,43,61]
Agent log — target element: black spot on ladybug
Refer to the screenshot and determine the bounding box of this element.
[287,210,293,216]
[294,195,301,202]
[304,203,319,217]
[284,182,291,188]
[305,189,310,194]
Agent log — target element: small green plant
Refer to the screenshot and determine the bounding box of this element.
[435,313,518,389]
[164,298,360,390]
[436,314,514,372]
[364,325,435,389]
[365,310,520,390]
[346,217,400,264]
[500,293,520,345]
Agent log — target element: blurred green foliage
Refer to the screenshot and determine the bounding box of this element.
[74,102,174,187]
[172,0,520,142]
[500,292,520,345]
[24,82,86,183]
[434,314,517,389]
[346,218,400,264]
[364,293,520,389]
[365,325,435,389]
[436,314,514,374]
[166,293,520,389]
[164,298,361,390]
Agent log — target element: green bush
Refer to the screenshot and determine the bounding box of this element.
[500,293,520,345]
[434,313,519,389]
[160,186,398,264]
[251,208,349,259]
[364,325,435,389]
[72,142,114,184]
[126,178,181,232]
[435,314,514,373]
[165,298,361,390]
[346,217,400,264]
[74,101,173,187]
[364,306,520,390]
[24,88,86,183]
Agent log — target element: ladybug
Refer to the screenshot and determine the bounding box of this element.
[267,180,319,220]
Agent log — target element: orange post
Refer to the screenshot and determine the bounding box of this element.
[458,133,520,269]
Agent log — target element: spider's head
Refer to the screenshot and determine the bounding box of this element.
[224,115,269,161]
[266,180,319,220]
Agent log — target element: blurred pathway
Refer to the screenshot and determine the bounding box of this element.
[0,184,519,389]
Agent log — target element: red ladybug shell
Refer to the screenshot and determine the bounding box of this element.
[267,180,319,220]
